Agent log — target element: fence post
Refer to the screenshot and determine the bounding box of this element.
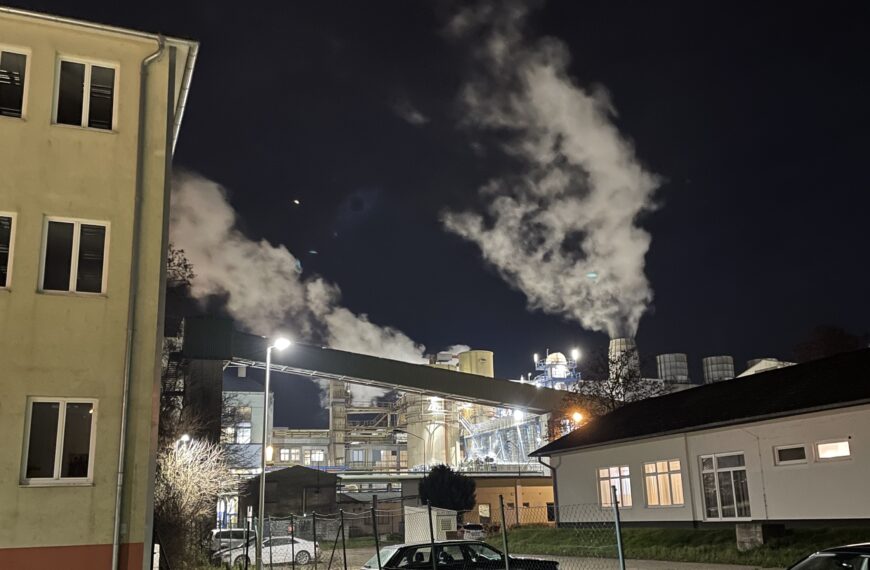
[499,495,510,570]
[243,515,251,570]
[371,506,382,570]
[312,513,318,570]
[427,501,437,570]
[291,514,296,570]
[611,485,626,570]
[268,516,274,568]
[340,509,348,570]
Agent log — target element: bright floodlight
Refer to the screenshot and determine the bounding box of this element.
[179,433,191,443]
[513,409,525,421]
[273,337,292,350]
[533,353,539,364]
[571,348,580,361]
[572,411,583,423]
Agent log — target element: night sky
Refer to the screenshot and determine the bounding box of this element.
[16,2,870,407]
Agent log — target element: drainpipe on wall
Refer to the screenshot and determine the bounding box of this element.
[112,35,165,570]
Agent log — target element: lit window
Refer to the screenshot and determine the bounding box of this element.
[22,398,96,484]
[816,440,850,460]
[290,448,301,461]
[598,465,632,508]
[700,453,750,519]
[0,49,27,118]
[774,445,807,465]
[41,219,109,293]
[311,449,325,462]
[55,59,117,130]
[644,459,684,506]
[279,448,289,462]
[0,213,15,288]
[235,422,251,444]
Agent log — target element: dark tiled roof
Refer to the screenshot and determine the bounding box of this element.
[532,349,870,456]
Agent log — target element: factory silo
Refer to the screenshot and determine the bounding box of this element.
[609,337,640,380]
[656,353,689,382]
[702,356,735,383]
[458,350,494,378]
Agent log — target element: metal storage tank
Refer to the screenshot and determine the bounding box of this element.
[702,355,735,383]
[458,350,494,378]
[608,337,640,379]
[656,353,689,382]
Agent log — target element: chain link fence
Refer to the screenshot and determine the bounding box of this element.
[215,488,626,570]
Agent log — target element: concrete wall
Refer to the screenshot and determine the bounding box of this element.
[551,404,870,525]
[0,10,192,569]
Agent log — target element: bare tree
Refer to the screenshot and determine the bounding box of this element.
[154,439,237,567]
[575,346,668,416]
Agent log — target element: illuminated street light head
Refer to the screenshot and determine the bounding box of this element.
[571,348,580,361]
[572,411,583,423]
[533,353,539,364]
[179,433,191,443]
[273,337,292,351]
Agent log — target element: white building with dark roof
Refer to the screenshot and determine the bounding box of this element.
[531,349,870,532]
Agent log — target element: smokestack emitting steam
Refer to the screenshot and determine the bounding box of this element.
[170,171,459,404]
[442,2,660,338]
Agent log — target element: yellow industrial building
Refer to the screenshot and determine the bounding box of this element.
[0,7,196,569]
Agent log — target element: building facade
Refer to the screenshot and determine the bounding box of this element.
[0,8,196,569]
[533,350,870,529]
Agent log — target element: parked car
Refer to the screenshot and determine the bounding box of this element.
[361,540,558,570]
[214,535,320,568]
[205,528,255,555]
[459,524,486,541]
[786,543,870,570]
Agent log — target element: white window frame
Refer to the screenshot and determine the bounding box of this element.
[814,439,851,462]
[310,449,325,463]
[289,448,301,462]
[597,465,632,509]
[0,45,31,120]
[20,397,98,486]
[643,459,685,507]
[52,55,119,131]
[39,216,111,295]
[773,444,808,466]
[279,448,289,462]
[0,211,16,289]
[699,452,751,520]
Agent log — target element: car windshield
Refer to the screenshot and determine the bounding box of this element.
[791,553,869,570]
[363,546,400,569]
[466,543,503,562]
[464,525,483,530]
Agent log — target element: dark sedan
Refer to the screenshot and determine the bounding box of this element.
[362,540,558,570]
[786,543,870,570]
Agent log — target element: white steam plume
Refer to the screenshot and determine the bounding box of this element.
[442,2,660,338]
[171,171,445,404]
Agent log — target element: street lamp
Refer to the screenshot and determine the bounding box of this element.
[393,428,427,469]
[257,336,291,569]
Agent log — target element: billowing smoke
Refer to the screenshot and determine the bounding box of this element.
[171,171,439,403]
[442,2,660,338]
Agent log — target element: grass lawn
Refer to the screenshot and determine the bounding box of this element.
[492,525,870,568]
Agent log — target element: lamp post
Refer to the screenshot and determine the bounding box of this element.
[257,337,291,570]
[393,428,426,468]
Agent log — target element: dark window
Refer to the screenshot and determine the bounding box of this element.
[24,399,94,482]
[43,220,108,293]
[43,221,75,291]
[546,502,556,522]
[0,50,26,118]
[776,446,807,464]
[56,61,85,126]
[0,215,11,287]
[87,66,114,129]
[25,402,60,478]
[76,224,106,293]
[60,402,94,477]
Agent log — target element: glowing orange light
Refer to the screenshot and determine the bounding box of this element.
[572,411,583,423]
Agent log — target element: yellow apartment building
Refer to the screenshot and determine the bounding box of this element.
[0,7,197,569]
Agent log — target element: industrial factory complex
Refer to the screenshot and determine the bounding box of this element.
[176,317,803,529]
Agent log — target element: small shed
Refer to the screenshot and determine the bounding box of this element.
[403,506,457,543]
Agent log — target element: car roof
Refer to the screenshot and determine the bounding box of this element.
[390,540,489,548]
[817,543,870,555]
